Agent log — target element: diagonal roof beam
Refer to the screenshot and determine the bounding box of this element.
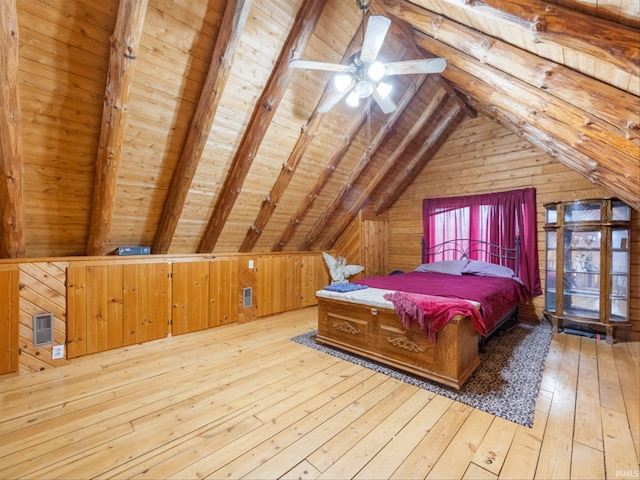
[198,0,329,253]
[375,101,465,214]
[273,110,369,252]
[86,0,148,256]
[415,32,640,210]
[153,0,252,254]
[445,64,639,209]
[299,72,427,251]
[0,0,25,258]
[238,21,365,253]
[387,0,639,76]
[380,0,639,138]
[322,81,450,249]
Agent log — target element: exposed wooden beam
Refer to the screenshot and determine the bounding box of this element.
[153,0,251,254]
[299,73,427,251]
[417,32,638,159]
[273,111,369,252]
[375,102,465,214]
[0,0,25,258]
[86,0,148,256]
[442,62,640,210]
[404,0,639,76]
[380,0,639,138]
[239,22,365,253]
[197,0,329,253]
[322,82,450,249]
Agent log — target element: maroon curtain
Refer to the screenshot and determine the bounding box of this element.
[423,188,542,297]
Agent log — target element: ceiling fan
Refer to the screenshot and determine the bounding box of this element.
[290,0,447,114]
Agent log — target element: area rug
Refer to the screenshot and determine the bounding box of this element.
[290,321,553,427]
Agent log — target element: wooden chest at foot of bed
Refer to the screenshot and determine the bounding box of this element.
[317,297,480,390]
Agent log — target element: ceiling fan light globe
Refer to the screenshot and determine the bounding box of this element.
[368,61,385,81]
[334,74,352,92]
[346,91,360,107]
[354,80,373,98]
[376,81,392,99]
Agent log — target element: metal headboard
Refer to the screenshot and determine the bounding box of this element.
[422,236,521,276]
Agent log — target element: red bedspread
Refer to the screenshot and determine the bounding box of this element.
[356,272,528,335]
[382,291,485,341]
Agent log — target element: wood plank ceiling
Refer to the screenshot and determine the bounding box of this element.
[0,0,638,258]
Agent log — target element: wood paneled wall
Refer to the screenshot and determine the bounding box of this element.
[382,114,639,340]
[1,251,329,377]
[0,266,20,375]
[333,209,389,279]
[67,262,171,358]
[17,262,68,373]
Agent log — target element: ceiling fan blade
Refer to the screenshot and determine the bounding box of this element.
[372,88,396,114]
[318,81,356,113]
[289,59,352,73]
[383,58,447,76]
[360,15,391,64]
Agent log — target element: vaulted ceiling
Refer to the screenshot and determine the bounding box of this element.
[1,0,638,258]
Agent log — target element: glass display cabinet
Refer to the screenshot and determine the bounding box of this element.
[543,198,631,343]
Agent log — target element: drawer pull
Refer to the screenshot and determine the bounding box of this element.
[371,308,378,315]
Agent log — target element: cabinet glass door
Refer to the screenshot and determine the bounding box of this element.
[564,201,601,223]
[545,230,557,311]
[563,229,601,319]
[610,228,630,322]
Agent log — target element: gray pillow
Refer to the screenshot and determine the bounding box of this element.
[414,259,469,275]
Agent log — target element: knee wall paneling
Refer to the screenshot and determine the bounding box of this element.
[2,252,327,374]
[0,266,19,375]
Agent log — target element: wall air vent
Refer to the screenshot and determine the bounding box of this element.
[243,287,252,308]
[33,313,54,346]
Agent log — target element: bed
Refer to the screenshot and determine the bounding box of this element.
[315,238,528,390]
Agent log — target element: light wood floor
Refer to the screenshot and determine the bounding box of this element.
[1,308,638,480]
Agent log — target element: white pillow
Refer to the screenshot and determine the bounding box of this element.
[414,259,469,276]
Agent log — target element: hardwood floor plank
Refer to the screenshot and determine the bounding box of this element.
[601,407,639,478]
[236,380,416,480]
[612,342,640,459]
[104,360,351,479]
[19,353,315,478]
[573,336,603,451]
[570,441,605,480]
[0,309,637,480]
[597,340,627,413]
[534,334,580,480]
[353,394,454,480]
[170,369,384,479]
[242,378,413,480]
[0,341,312,464]
[463,462,498,480]
[498,389,552,480]
[426,407,495,479]
[306,387,438,474]
[0,342,309,444]
[538,333,566,393]
[470,416,519,476]
[390,402,473,480]
[316,387,434,480]
[281,460,322,480]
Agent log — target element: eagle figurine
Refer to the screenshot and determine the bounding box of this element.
[322,252,364,284]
